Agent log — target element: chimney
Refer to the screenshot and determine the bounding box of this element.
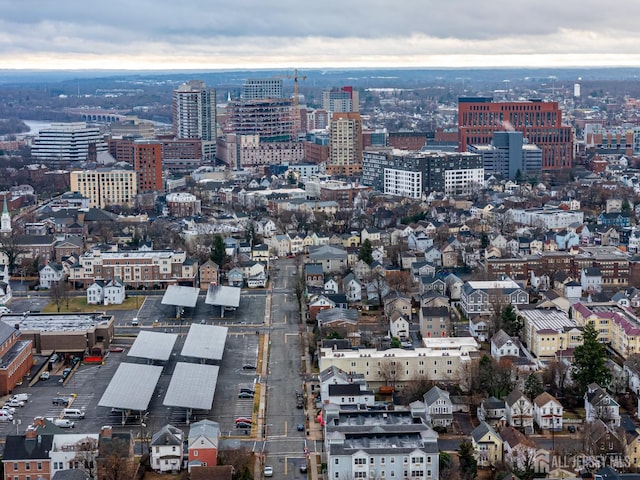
[33,417,46,428]
[100,425,113,439]
[25,425,38,439]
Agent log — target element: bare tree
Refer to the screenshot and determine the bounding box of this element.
[379,358,400,388]
[218,447,255,480]
[73,436,99,479]
[50,281,72,312]
[97,437,136,480]
[0,229,27,275]
[387,271,415,295]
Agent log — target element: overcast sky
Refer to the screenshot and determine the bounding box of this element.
[2,0,640,70]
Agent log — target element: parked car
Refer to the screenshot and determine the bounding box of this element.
[62,368,72,379]
[568,425,576,433]
[297,423,304,432]
[242,364,256,370]
[40,371,50,381]
[52,418,75,428]
[235,417,252,424]
[109,346,125,353]
[300,464,308,473]
[238,392,254,399]
[0,411,13,422]
[5,399,25,408]
[0,406,15,415]
[52,397,70,406]
[236,422,251,429]
[264,466,273,477]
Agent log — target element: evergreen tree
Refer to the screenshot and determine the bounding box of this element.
[458,440,478,480]
[523,372,544,400]
[359,239,374,264]
[501,303,522,337]
[572,322,611,394]
[622,199,631,213]
[210,235,227,266]
[480,233,489,249]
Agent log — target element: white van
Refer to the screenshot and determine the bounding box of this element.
[131,318,139,326]
[62,408,85,420]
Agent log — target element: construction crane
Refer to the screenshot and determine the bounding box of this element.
[275,69,307,132]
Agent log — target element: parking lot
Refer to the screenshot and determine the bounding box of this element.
[0,291,267,443]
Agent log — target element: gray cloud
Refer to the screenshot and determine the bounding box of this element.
[0,0,639,68]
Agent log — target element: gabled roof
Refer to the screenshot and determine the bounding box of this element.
[188,419,220,445]
[423,386,451,407]
[491,329,514,349]
[534,391,559,408]
[4,433,55,461]
[471,421,501,444]
[505,388,530,408]
[151,424,183,447]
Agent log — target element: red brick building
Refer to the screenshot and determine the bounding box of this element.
[0,322,32,395]
[458,97,573,170]
[134,141,163,193]
[388,132,428,150]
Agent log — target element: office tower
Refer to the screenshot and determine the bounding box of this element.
[362,150,484,197]
[327,113,363,177]
[133,141,163,193]
[31,122,107,163]
[323,86,359,114]
[458,97,573,170]
[172,80,216,159]
[467,131,542,180]
[242,79,283,100]
[70,169,138,209]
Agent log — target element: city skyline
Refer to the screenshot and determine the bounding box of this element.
[2,0,640,70]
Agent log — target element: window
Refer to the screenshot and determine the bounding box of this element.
[25,463,30,471]
[37,462,42,470]
[335,459,339,464]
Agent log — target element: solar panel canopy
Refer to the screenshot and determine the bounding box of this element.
[181,324,228,360]
[205,285,241,308]
[98,363,163,411]
[162,285,200,307]
[163,363,219,409]
[127,331,178,361]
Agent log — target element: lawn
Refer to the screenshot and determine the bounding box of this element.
[41,296,145,313]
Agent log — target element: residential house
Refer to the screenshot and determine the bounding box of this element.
[324,277,339,295]
[419,276,446,296]
[471,421,503,467]
[505,389,534,434]
[251,243,270,263]
[581,267,603,294]
[305,263,325,288]
[39,262,64,289]
[353,259,371,280]
[317,308,360,343]
[103,278,125,305]
[319,365,368,403]
[469,317,490,342]
[441,238,462,268]
[3,418,56,479]
[389,311,410,340]
[444,273,464,301]
[226,268,244,287]
[419,306,449,339]
[341,233,360,248]
[460,277,528,319]
[188,419,220,472]
[150,424,184,473]
[407,232,434,253]
[585,383,621,428]
[341,273,362,303]
[584,419,625,458]
[327,383,375,408]
[478,397,507,428]
[411,261,436,282]
[423,247,442,266]
[500,426,537,472]
[271,234,291,256]
[199,260,220,289]
[308,295,337,321]
[533,392,563,431]
[96,427,135,480]
[87,280,106,305]
[308,245,347,274]
[383,293,412,319]
[423,386,453,428]
[361,227,381,244]
[490,330,521,360]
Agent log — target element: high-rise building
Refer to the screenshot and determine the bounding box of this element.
[172,80,216,159]
[70,168,138,209]
[133,141,163,193]
[322,86,359,114]
[242,79,283,100]
[458,97,573,170]
[362,149,484,197]
[327,113,363,177]
[31,122,107,163]
[225,98,294,142]
[467,131,542,180]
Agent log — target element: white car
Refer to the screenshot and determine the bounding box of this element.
[0,406,15,415]
[264,465,273,477]
[52,418,75,428]
[0,411,13,421]
[5,398,25,408]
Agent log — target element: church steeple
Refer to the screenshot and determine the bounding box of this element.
[1,195,12,234]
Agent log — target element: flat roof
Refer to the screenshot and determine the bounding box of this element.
[161,285,199,308]
[181,324,228,360]
[204,285,241,308]
[2,313,112,333]
[127,331,178,361]
[98,363,163,411]
[163,363,219,410]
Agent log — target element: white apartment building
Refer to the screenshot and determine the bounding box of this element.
[324,404,439,480]
[70,168,137,208]
[31,122,107,163]
[507,208,584,231]
[319,337,478,388]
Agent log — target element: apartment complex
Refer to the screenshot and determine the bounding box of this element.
[518,307,582,359]
[31,122,107,163]
[133,140,163,193]
[68,247,198,288]
[70,168,137,209]
[327,112,363,177]
[573,302,640,359]
[318,337,479,387]
[216,133,303,169]
[322,86,359,114]
[486,247,629,288]
[225,98,295,143]
[362,149,483,197]
[172,80,216,159]
[460,278,528,318]
[324,404,439,480]
[458,97,573,170]
[467,131,542,179]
